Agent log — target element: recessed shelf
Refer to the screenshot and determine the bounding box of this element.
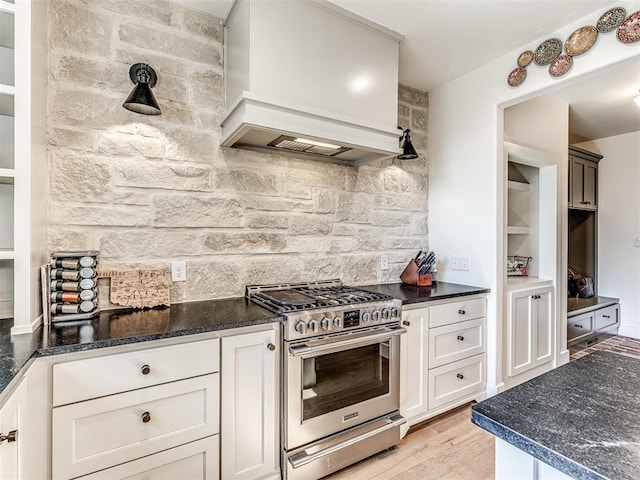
[508,225,530,235]
[0,84,15,96]
[0,168,14,184]
[0,248,14,260]
[508,180,530,192]
[0,1,15,14]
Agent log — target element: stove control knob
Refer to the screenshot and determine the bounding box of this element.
[333,316,341,328]
[308,319,319,333]
[371,310,380,322]
[381,308,390,320]
[391,307,400,318]
[294,321,307,335]
[362,312,370,323]
[320,317,331,331]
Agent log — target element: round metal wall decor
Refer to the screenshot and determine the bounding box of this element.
[565,26,598,56]
[596,7,626,33]
[617,10,640,44]
[507,66,527,87]
[549,55,573,77]
[533,38,562,65]
[517,50,534,67]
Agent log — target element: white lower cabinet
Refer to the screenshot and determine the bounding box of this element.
[507,286,554,378]
[0,376,26,480]
[221,329,279,480]
[400,295,487,431]
[52,339,221,480]
[81,436,219,480]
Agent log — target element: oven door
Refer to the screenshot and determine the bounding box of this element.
[284,324,405,449]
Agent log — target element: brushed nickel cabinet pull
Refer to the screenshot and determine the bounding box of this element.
[141,412,151,423]
[456,373,464,380]
[457,335,464,341]
[141,364,151,375]
[458,309,466,315]
[267,343,276,351]
[0,430,17,443]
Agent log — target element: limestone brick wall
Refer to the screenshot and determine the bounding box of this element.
[47,0,429,305]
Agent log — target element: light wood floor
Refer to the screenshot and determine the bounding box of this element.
[325,403,494,480]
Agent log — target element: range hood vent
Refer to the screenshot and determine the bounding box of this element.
[222,0,404,165]
[268,136,351,157]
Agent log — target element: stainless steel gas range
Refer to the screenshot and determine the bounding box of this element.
[247,280,406,479]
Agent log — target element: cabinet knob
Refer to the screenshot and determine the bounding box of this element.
[403,320,411,326]
[141,412,151,423]
[456,335,464,341]
[456,373,464,380]
[603,315,610,318]
[0,430,17,444]
[267,343,276,351]
[458,309,466,315]
[141,364,151,375]
[575,324,583,329]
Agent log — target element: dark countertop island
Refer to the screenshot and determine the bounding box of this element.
[472,351,640,480]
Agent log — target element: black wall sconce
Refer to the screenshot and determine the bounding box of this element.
[123,63,161,115]
[397,127,418,160]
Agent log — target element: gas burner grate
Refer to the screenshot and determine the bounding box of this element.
[246,280,394,314]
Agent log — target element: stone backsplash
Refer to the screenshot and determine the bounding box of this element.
[47,0,429,305]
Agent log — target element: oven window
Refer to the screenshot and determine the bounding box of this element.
[302,341,390,421]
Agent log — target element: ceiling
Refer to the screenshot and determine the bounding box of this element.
[174,0,640,140]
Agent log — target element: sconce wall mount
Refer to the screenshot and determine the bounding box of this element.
[123,63,162,116]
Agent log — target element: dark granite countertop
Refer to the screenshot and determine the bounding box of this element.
[358,281,490,305]
[472,351,640,480]
[567,296,619,317]
[0,297,280,399]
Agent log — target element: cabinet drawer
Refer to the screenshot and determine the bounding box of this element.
[53,374,219,480]
[567,315,593,344]
[429,298,486,328]
[428,354,485,410]
[53,338,219,406]
[428,318,485,368]
[595,305,619,331]
[80,436,219,480]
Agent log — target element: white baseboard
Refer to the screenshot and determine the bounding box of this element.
[11,314,42,335]
[618,325,640,339]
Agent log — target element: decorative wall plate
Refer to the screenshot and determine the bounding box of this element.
[549,55,573,77]
[533,38,562,65]
[617,10,640,44]
[596,7,626,33]
[517,50,534,67]
[565,26,598,56]
[507,66,527,87]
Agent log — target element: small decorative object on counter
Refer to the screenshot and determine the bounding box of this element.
[47,251,100,324]
[401,250,437,286]
[506,256,531,276]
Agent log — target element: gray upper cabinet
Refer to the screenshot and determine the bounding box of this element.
[569,146,602,210]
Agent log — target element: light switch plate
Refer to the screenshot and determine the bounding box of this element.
[451,255,470,271]
[380,254,389,270]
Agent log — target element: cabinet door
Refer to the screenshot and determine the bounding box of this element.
[508,292,534,377]
[221,329,279,480]
[0,376,26,479]
[582,161,597,209]
[570,157,597,210]
[534,290,553,366]
[400,307,429,423]
[570,157,584,208]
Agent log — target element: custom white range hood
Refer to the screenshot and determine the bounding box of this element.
[221,0,404,165]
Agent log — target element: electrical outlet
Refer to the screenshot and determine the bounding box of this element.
[171,261,187,282]
[451,255,470,271]
[380,254,389,270]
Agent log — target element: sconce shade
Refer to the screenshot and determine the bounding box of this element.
[398,129,418,160]
[123,63,161,115]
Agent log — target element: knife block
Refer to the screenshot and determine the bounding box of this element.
[400,260,432,287]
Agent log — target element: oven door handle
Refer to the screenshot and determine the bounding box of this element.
[288,327,406,357]
[288,413,406,469]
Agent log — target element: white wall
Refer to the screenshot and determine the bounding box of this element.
[428,0,639,393]
[576,131,640,339]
